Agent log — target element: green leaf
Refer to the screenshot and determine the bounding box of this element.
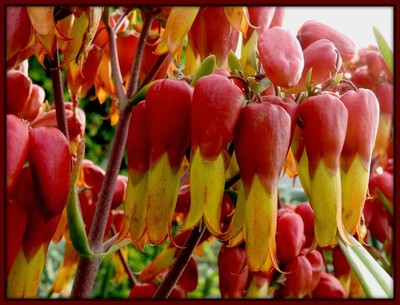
[338,234,393,298]
[128,80,157,106]
[228,50,243,75]
[305,67,313,93]
[377,190,393,216]
[373,26,393,75]
[66,141,131,258]
[225,190,238,203]
[333,72,343,85]
[191,55,216,86]
[247,76,271,94]
[66,141,95,258]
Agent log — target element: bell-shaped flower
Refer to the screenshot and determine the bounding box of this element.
[28,126,71,221]
[187,7,240,67]
[228,101,291,271]
[123,80,192,248]
[373,83,393,159]
[154,7,200,58]
[6,7,35,69]
[291,93,349,248]
[122,101,150,250]
[7,166,62,297]
[6,70,33,117]
[145,79,192,245]
[340,89,379,235]
[180,74,243,236]
[6,115,29,194]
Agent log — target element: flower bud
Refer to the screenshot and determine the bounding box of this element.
[311,272,346,298]
[28,126,71,221]
[258,26,304,88]
[283,39,342,94]
[270,7,285,28]
[350,66,377,89]
[261,95,298,138]
[7,70,32,116]
[276,208,305,263]
[117,32,138,80]
[373,83,393,159]
[306,250,323,293]
[294,202,315,249]
[10,166,61,263]
[6,7,35,69]
[246,7,274,38]
[366,50,384,79]
[6,115,29,194]
[282,256,313,298]
[6,199,27,278]
[297,20,356,62]
[218,245,248,298]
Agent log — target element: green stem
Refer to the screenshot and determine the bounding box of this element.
[376,190,393,216]
[365,244,391,274]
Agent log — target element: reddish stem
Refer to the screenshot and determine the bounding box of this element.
[70,9,155,297]
[153,225,206,298]
[49,46,70,142]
